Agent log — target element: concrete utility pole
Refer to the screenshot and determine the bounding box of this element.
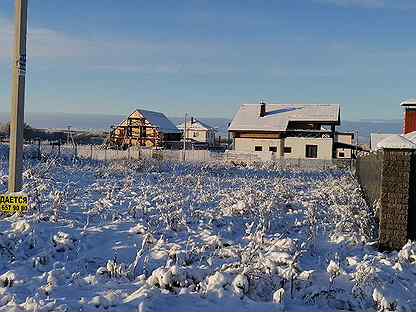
[8,0,28,193]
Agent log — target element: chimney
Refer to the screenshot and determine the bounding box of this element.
[259,101,266,117]
[401,99,416,134]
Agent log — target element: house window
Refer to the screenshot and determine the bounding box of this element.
[305,145,318,158]
[339,152,345,158]
[193,132,199,137]
[255,146,263,152]
[284,147,292,153]
[269,146,277,152]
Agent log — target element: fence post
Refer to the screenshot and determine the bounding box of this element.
[73,144,77,159]
[37,139,41,160]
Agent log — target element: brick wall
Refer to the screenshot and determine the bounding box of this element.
[357,148,416,250]
[379,149,416,250]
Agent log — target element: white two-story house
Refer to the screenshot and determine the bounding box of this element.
[177,117,216,147]
[228,102,353,160]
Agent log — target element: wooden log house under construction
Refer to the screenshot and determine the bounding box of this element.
[108,109,181,149]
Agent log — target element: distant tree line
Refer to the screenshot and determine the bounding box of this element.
[0,122,106,145]
[0,122,46,142]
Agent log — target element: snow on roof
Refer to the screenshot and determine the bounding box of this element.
[120,109,180,133]
[177,118,215,131]
[376,134,416,150]
[370,133,397,151]
[403,131,416,143]
[138,110,181,133]
[228,103,340,132]
[401,99,416,106]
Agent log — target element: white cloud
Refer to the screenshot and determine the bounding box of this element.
[0,15,239,75]
[0,16,13,61]
[320,0,385,8]
[316,0,416,9]
[0,16,87,61]
[29,27,89,59]
[91,64,184,74]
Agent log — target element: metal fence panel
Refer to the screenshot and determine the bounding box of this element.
[355,151,383,209]
[28,143,355,172]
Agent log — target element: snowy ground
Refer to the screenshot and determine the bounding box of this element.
[0,156,415,312]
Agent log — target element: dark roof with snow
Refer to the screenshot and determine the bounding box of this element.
[401,99,416,107]
[119,109,180,134]
[228,103,340,132]
[377,134,416,150]
[177,118,215,131]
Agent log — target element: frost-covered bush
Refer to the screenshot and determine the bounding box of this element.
[398,241,416,264]
[2,157,409,312]
[0,144,8,160]
[96,259,131,280]
[0,144,39,161]
[352,261,380,300]
[0,271,16,287]
[147,265,187,291]
[52,231,75,252]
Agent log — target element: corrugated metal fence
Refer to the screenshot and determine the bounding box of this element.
[355,151,383,209]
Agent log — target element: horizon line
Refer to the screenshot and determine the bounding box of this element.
[0,110,406,123]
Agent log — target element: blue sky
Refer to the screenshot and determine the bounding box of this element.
[0,0,415,120]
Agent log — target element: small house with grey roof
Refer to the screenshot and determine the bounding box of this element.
[177,117,216,147]
[228,102,354,160]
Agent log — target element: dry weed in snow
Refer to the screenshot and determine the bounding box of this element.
[0,156,414,312]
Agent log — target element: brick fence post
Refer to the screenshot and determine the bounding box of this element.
[378,135,416,250]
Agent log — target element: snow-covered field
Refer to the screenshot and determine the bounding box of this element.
[0,156,415,312]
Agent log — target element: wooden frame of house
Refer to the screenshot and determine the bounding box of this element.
[108,109,181,149]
